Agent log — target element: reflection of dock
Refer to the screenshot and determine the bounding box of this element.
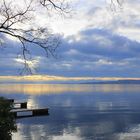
[11,108,49,118]
[8,99,49,118]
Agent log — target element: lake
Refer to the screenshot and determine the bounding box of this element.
[0,84,140,140]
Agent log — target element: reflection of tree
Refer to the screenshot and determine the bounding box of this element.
[0,97,17,140]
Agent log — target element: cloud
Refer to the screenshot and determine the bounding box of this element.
[30,27,140,77]
[0,26,140,77]
[0,0,140,77]
[50,0,140,43]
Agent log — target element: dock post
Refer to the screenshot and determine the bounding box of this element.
[32,109,49,116]
[21,102,27,108]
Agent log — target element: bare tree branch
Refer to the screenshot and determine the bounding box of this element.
[109,0,124,11]
[0,0,123,75]
[40,0,70,14]
[0,0,66,75]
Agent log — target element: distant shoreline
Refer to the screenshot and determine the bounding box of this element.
[81,80,140,84]
[0,80,140,84]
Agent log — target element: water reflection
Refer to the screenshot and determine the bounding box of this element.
[0,84,140,140]
[0,84,140,95]
[117,124,140,140]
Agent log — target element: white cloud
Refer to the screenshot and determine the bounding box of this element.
[96,59,113,65]
[1,0,140,77]
[14,57,40,73]
[93,35,113,46]
[108,1,140,42]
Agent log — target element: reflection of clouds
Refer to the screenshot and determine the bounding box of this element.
[12,105,140,140]
[62,99,73,107]
[13,124,49,140]
[66,113,78,120]
[51,131,82,140]
[95,101,129,111]
[13,124,83,140]
[12,123,27,140]
[95,102,113,111]
[93,121,115,135]
[12,129,22,140]
[7,84,140,140]
[0,84,140,95]
[117,124,140,140]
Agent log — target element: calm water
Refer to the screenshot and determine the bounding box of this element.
[0,84,140,140]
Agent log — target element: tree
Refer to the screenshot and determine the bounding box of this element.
[109,0,124,11]
[0,97,17,140]
[0,0,69,74]
[0,0,122,75]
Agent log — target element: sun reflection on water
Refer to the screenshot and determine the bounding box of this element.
[0,84,140,95]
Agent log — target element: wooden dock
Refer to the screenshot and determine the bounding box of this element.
[11,108,49,118]
[7,99,49,118]
[14,102,27,109]
[6,99,14,102]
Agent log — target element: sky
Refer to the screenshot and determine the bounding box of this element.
[0,0,140,79]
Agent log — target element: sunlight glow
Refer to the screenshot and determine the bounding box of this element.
[0,84,140,95]
[0,75,140,82]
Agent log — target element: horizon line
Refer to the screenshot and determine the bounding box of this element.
[0,75,140,82]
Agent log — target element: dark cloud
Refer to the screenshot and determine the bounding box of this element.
[0,28,140,77]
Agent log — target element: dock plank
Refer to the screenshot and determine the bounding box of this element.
[11,108,49,118]
[14,102,27,109]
